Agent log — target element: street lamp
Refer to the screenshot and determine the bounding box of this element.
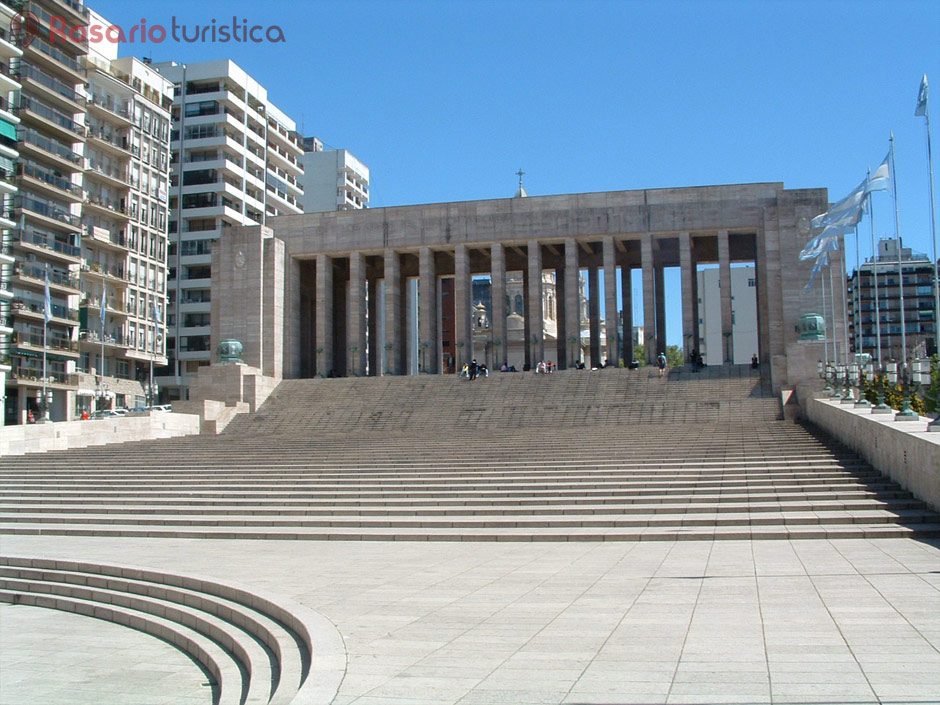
[828,364,843,401]
[854,362,871,409]
[841,363,857,404]
[894,360,919,421]
[872,362,894,414]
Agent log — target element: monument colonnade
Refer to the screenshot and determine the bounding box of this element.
[209,184,835,396]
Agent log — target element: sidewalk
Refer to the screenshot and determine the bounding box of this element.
[2,535,940,705]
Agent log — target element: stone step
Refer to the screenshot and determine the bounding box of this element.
[4,522,939,542]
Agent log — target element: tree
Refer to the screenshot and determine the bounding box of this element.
[666,345,684,368]
[632,343,645,366]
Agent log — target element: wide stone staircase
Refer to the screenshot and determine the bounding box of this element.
[1,365,939,541]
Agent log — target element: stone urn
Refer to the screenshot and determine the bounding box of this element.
[217,339,244,364]
[796,313,826,341]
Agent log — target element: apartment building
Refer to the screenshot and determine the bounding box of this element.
[77,10,173,414]
[848,237,939,361]
[5,0,88,424]
[0,1,19,424]
[299,135,368,212]
[1,2,173,424]
[696,265,759,365]
[152,60,304,400]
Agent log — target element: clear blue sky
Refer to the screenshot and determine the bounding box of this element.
[88,0,940,344]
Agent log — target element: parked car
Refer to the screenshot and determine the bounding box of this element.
[151,404,172,412]
[90,410,122,420]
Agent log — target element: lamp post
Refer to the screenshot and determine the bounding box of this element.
[872,362,893,414]
[818,361,831,392]
[841,363,857,404]
[828,363,843,400]
[855,362,871,409]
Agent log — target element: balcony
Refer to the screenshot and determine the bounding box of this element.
[85,161,130,190]
[9,365,77,386]
[11,297,80,324]
[86,127,132,158]
[86,94,134,127]
[12,261,81,293]
[17,194,82,231]
[79,328,125,348]
[17,162,83,202]
[15,228,82,263]
[23,35,86,81]
[11,329,79,354]
[83,195,130,221]
[86,224,127,251]
[13,61,84,112]
[81,260,128,287]
[17,126,84,172]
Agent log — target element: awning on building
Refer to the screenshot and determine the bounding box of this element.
[0,119,16,141]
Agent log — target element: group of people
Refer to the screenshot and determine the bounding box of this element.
[535,361,556,374]
[460,359,488,380]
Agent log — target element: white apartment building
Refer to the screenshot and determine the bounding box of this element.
[0,0,19,424]
[77,11,174,414]
[696,265,758,365]
[299,135,368,212]
[152,60,304,400]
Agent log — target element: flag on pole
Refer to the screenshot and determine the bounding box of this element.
[99,285,107,328]
[152,299,162,324]
[43,272,52,323]
[805,249,833,292]
[915,74,928,117]
[865,152,891,194]
[809,178,867,234]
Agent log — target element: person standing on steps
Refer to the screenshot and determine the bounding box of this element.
[657,351,667,378]
[468,358,479,381]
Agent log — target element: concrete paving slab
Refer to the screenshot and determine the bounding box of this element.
[1,535,939,705]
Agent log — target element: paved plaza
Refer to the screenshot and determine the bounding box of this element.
[2,534,939,705]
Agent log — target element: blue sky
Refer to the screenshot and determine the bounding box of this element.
[86,0,939,344]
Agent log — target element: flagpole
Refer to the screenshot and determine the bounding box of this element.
[855,225,862,359]
[868,182,883,367]
[821,264,829,364]
[840,238,850,364]
[918,76,939,354]
[889,133,908,369]
[100,285,106,410]
[828,260,838,364]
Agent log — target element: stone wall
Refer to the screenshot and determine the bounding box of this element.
[0,412,201,456]
[806,397,940,512]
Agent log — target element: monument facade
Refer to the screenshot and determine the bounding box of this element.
[209,182,842,395]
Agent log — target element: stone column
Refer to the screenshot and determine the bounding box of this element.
[286,256,302,379]
[348,251,366,376]
[261,236,285,379]
[367,275,378,376]
[554,266,566,364]
[564,237,580,368]
[621,266,633,365]
[384,249,402,375]
[418,247,438,374]
[641,233,655,364]
[491,243,508,369]
[588,266,601,366]
[527,240,544,364]
[654,259,666,356]
[315,253,333,377]
[679,232,695,364]
[718,229,733,364]
[603,236,619,366]
[454,244,472,369]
